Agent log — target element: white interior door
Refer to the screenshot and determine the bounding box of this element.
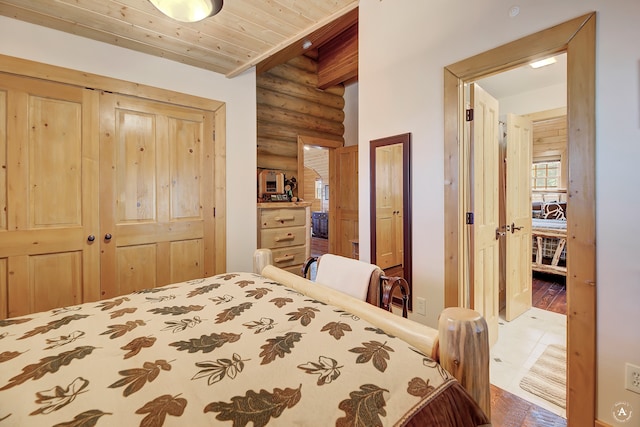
[505,113,533,321]
[470,83,500,347]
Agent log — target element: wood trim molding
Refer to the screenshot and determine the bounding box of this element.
[443,12,596,427]
[0,54,224,112]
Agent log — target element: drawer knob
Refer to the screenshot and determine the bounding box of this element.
[274,216,295,223]
[274,254,295,263]
[275,234,295,242]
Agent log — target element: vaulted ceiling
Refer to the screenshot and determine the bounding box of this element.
[0,0,358,80]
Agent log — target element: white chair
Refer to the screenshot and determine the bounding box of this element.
[302,254,410,318]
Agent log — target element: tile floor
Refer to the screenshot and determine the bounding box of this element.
[490,307,567,418]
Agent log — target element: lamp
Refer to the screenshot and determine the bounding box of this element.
[149,0,223,23]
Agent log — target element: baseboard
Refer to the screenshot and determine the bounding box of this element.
[595,419,612,427]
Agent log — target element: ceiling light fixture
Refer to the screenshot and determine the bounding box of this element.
[530,57,557,69]
[149,0,223,23]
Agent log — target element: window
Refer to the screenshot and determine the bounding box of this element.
[532,160,560,189]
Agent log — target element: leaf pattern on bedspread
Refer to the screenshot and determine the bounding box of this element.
[0,351,23,363]
[192,353,249,385]
[0,317,32,327]
[0,272,478,426]
[337,384,388,427]
[95,297,130,311]
[121,336,157,359]
[0,346,96,390]
[169,332,241,353]
[31,376,89,415]
[109,360,171,396]
[44,331,85,349]
[321,321,352,340]
[204,385,302,427]
[147,305,204,316]
[349,341,394,373]
[18,315,89,340]
[298,356,343,385]
[135,394,187,427]
[187,283,221,297]
[52,409,111,427]
[215,302,253,323]
[245,287,272,299]
[100,320,146,339]
[109,307,137,319]
[286,307,319,326]
[259,332,302,365]
[407,377,435,398]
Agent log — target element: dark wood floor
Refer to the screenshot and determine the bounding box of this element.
[532,272,566,315]
[491,272,567,427]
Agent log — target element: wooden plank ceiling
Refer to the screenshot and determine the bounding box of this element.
[0,0,358,79]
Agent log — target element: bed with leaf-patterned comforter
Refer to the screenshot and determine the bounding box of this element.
[0,271,489,426]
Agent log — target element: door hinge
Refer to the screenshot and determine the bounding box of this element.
[466,108,474,121]
[213,207,216,217]
[465,212,474,224]
[212,130,216,140]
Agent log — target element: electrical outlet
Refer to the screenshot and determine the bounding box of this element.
[416,297,426,316]
[626,363,640,394]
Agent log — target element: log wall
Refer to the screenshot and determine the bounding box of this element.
[257,55,346,197]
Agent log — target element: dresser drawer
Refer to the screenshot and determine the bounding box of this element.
[260,226,307,248]
[260,207,307,229]
[270,246,307,268]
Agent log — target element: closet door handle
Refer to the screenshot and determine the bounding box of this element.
[87,235,95,242]
[510,223,523,233]
[104,233,112,241]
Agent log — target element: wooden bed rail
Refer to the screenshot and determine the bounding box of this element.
[253,249,491,419]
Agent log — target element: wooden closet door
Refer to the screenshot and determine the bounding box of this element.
[99,93,215,299]
[0,74,100,318]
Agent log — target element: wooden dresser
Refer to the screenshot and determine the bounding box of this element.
[257,202,311,275]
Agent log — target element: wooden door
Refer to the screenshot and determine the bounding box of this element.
[333,146,358,258]
[99,93,215,299]
[0,74,100,318]
[505,113,533,321]
[470,83,500,347]
[374,145,396,268]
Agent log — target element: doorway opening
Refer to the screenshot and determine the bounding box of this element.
[444,13,596,426]
[469,52,568,418]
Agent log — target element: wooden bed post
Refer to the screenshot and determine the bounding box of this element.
[253,248,273,274]
[438,307,491,420]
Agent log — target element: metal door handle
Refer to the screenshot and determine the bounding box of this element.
[495,228,506,240]
[104,233,112,241]
[511,223,523,233]
[87,235,95,242]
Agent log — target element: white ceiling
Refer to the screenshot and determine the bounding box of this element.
[476,53,566,99]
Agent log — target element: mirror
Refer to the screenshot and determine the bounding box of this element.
[370,133,412,306]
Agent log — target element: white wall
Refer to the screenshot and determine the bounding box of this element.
[359,0,640,424]
[0,16,257,273]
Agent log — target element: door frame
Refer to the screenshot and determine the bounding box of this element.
[297,135,343,253]
[444,13,596,426]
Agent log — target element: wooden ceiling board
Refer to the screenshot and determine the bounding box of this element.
[0,0,359,78]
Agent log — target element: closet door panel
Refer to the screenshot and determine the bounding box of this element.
[0,74,100,319]
[100,94,212,299]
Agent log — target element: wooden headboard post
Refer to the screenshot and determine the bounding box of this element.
[438,307,491,419]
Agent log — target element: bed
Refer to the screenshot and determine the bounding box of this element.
[0,251,491,426]
[532,202,567,276]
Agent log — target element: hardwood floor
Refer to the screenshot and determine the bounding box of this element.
[532,273,566,315]
[491,385,568,427]
[491,273,567,427]
[310,236,328,257]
